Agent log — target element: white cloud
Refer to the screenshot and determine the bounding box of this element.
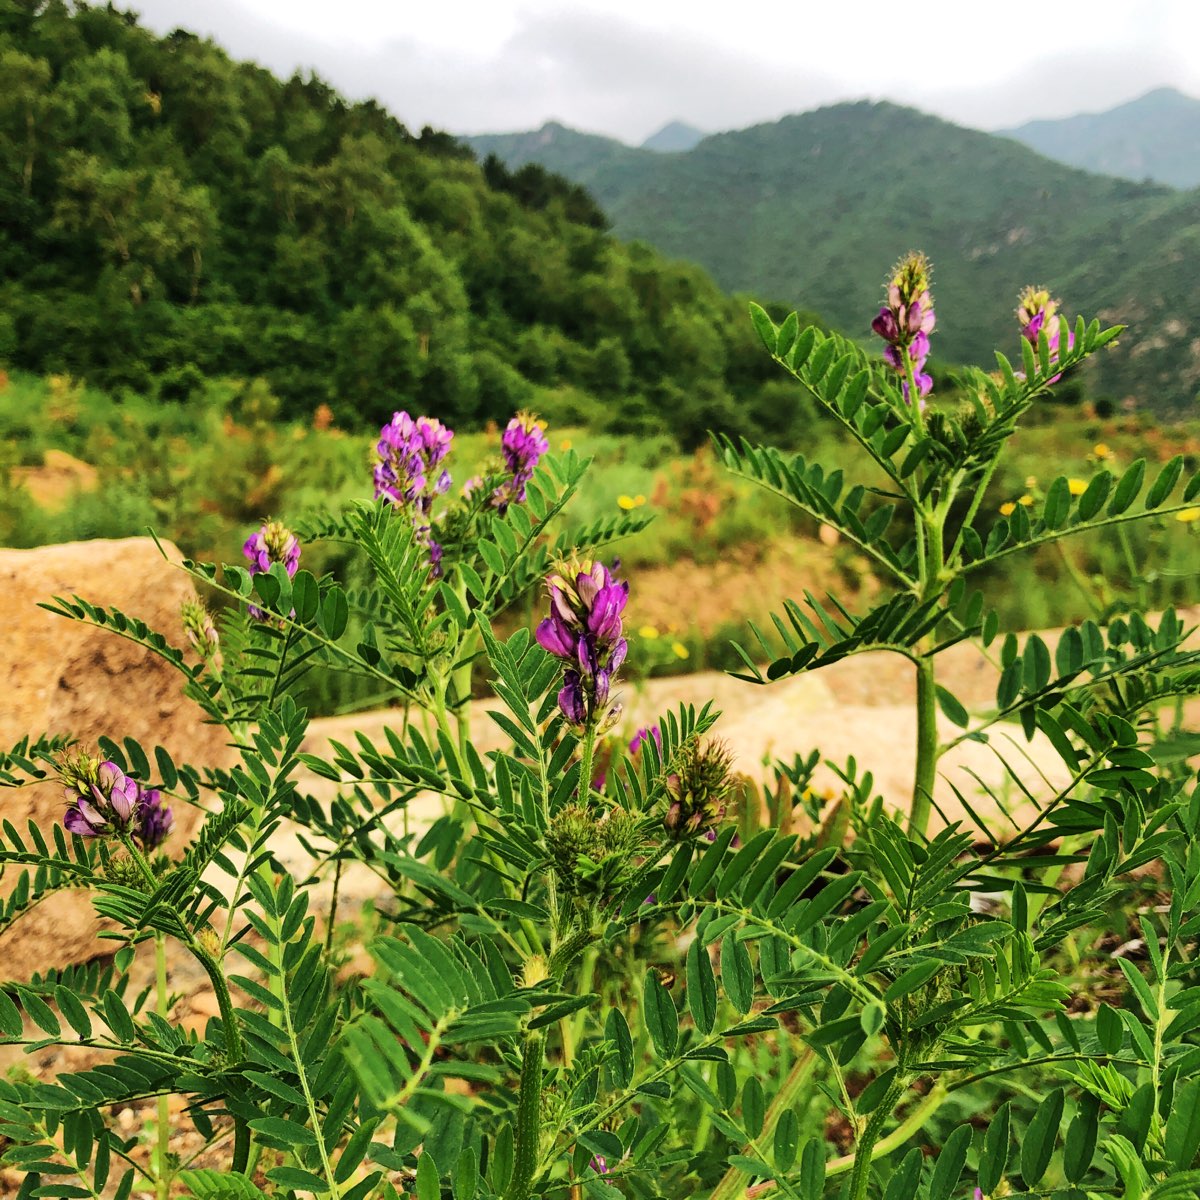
[124,0,1200,141]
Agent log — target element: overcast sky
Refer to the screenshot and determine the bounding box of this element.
[126,0,1200,143]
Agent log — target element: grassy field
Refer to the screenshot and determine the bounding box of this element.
[4,368,1199,711]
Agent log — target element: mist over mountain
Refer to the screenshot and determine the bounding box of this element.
[1004,88,1200,189]
[469,101,1200,414]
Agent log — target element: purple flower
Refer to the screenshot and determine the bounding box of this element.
[373,411,453,512]
[62,759,139,839]
[589,1155,610,1176]
[536,559,628,730]
[629,725,662,756]
[136,787,174,851]
[872,252,935,407]
[493,413,549,513]
[243,519,301,620]
[1017,286,1075,383]
[373,411,455,573]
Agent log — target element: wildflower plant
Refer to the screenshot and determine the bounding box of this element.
[1,264,1200,1200]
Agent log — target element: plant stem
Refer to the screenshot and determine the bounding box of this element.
[231,1118,250,1174]
[505,1029,545,1200]
[578,724,598,806]
[909,499,945,839]
[846,1077,907,1200]
[154,933,171,1200]
[910,657,939,838]
[709,1048,818,1200]
[747,1080,946,1198]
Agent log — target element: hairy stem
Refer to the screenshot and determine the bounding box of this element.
[505,1029,546,1200]
[578,724,597,807]
[847,1077,907,1200]
[154,933,171,1200]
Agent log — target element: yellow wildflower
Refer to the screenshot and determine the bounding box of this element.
[638,625,660,639]
[1019,494,1034,506]
[559,438,572,451]
[999,501,1016,516]
[1093,442,1111,460]
[672,641,690,660]
[1176,507,1200,524]
[1024,475,1038,490]
[1068,478,1087,496]
[617,494,644,510]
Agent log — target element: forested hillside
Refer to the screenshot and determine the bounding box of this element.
[472,103,1200,415]
[0,0,819,445]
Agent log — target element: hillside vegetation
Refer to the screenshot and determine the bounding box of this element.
[470,102,1200,415]
[1005,87,1200,189]
[0,0,819,447]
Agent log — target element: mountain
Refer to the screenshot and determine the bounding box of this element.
[1004,88,1200,189]
[0,7,813,447]
[642,121,706,153]
[472,101,1200,414]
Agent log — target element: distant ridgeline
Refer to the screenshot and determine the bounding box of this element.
[470,104,1200,417]
[0,2,827,446]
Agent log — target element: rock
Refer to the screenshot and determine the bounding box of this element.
[0,538,232,980]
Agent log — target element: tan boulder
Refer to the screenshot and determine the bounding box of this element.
[0,538,231,980]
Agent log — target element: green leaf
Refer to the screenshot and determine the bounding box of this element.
[643,971,678,1058]
[249,1116,317,1147]
[1107,458,1146,517]
[1064,1095,1100,1182]
[1042,476,1071,530]
[1020,1086,1064,1186]
[266,1167,330,1193]
[1096,1003,1123,1054]
[928,1123,972,1200]
[935,685,969,729]
[721,930,754,1016]
[605,1008,634,1088]
[1145,455,1184,509]
[0,989,24,1037]
[320,588,349,640]
[796,1140,826,1199]
[884,960,942,1002]
[292,571,319,623]
[742,1076,765,1138]
[749,302,777,352]
[978,1101,1010,1192]
[416,1151,440,1200]
[686,939,718,1034]
[102,991,135,1042]
[1166,1080,1200,1171]
[882,1148,922,1200]
[53,986,91,1039]
[773,1108,800,1173]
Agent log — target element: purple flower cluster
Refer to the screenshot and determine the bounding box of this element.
[536,559,628,729]
[1017,286,1075,383]
[136,787,175,850]
[373,411,453,514]
[61,760,172,849]
[871,252,936,404]
[373,411,455,574]
[243,520,301,620]
[493,413,549,513]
